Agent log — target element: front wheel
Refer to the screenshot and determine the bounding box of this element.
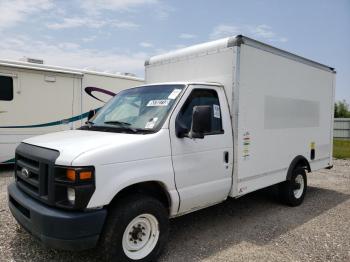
[279,167,307,206]
[99,194,169,261]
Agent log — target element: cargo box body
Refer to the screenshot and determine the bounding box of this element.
[146,35,335,197]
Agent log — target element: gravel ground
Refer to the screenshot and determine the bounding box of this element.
[0,160,349,262]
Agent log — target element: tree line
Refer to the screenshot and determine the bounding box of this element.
[334,100,350,118]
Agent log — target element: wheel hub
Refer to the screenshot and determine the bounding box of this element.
[293,174,304,199]
[130,225,146,242]
[122,214,160,260]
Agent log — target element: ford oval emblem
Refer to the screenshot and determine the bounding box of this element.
[21,167,30,178]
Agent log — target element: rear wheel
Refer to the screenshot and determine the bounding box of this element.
[99,194,169,261]
[279,167,307,206]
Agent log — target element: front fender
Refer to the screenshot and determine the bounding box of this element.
[87,156,180,216]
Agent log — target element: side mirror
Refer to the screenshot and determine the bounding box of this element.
[175,120,189,138]
[87,109,96,121]
[189,105,211,139]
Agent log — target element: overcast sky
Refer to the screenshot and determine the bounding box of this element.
[0,0,349,101]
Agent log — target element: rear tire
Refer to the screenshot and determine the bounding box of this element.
[99,194,169,262]
[279,167,307,206]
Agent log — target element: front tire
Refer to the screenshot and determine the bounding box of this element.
[99,194,169,262]
[279,167,307,206]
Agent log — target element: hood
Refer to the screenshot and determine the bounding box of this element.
[23,129,171,166]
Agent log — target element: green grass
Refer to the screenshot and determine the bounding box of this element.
[333,139,350,159]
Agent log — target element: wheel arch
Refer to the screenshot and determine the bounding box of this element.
[108,181,172,214]
[286,155,311,181]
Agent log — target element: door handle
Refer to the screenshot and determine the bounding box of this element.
[224,151,229,163]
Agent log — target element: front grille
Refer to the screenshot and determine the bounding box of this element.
[16,155,46,197]
[15,143,60,206]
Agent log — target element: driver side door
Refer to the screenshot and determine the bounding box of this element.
[169,85,233,214]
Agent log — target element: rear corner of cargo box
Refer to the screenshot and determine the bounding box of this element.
[234,44,334,196]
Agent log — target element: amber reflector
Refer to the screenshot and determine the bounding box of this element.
[79,171,92,180]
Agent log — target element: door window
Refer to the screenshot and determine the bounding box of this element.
[176,89,223,135]
[0,76,13,101]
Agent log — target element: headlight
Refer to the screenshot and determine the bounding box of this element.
[54,166,95,210]
[67,188,76,204]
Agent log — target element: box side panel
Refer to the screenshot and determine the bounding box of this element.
[146,48,236,113]
[235,44,334,196]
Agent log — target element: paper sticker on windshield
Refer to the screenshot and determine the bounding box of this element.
[168,89,182,100]
[145,117,158,129]
[213,104,221,118]
[147,100,170,107]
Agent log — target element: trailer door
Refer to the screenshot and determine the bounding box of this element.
[0,71,19,163]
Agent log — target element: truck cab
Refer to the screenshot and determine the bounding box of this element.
[8,82,236,261]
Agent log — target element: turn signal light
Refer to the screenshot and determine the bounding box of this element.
[66,169,92,181]
[67,169,76,181]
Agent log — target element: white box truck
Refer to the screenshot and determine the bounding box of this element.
[8,35,335,261]
[0,59,144,164]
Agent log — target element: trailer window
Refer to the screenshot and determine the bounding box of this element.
[0,76,13,101]
[177,89,223,135]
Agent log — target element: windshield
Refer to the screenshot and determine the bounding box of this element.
[84,84,185,134]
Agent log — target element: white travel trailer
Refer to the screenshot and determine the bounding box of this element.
[8,36,335,261]
[0,59,144,164]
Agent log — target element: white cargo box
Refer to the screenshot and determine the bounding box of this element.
[145,35,335,196]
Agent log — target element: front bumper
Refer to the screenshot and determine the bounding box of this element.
[8,182,107,251]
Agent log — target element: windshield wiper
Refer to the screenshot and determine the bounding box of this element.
[104,121,131,126]
[103,121,139,133]
[104,122,156,134]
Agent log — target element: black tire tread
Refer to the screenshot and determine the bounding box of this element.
[279,167,307,207]
[99,194,169,262]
